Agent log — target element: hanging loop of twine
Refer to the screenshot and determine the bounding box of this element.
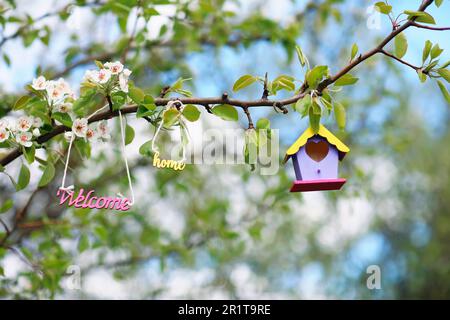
[151,100,189,162]
[117,109,135,206]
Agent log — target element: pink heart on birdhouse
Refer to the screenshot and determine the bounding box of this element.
[305,140,329,162]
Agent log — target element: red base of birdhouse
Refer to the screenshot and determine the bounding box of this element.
[290,178,347,192]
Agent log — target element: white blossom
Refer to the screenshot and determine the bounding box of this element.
[31,76,47,91]
[96,69,111,84]
[0,119,9,130]
[64,131,74,141]
[105,61,124,74]
[17,116,33,132]
[123,68,132,77]
[119,68,132,93]
[33,117,43,128]
[54,102,72,113]
[97,120,110,140]
[119,73,129,92]
[56,78,73,96]
[32,128,40,137]
[0,128,9,142]
[46,81,64,102]
[86,127,96,140]
[72,118,88,138]
[83,70,97,83]
[16,131,33,147]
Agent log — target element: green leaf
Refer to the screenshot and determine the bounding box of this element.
[437,80,450,104]
[306,65,328,89]
[256,118,270,130]
[295,45,307,67]
[273,75,295,91]
[422,40,432,63]
[244,128,258,167]
[335,74,359,86]
[13,96,30,110]
[351,43,358,61]
[38,162,55,187]
[394,33,408,59]
[212,104,238,121]
[436,0,444,7]
[334,102,346,130]
[0,266,4,277]
[295,95,312,117]
[94,225,108,242]
[404,10,436,24]
[417,69,427,83]
[94,60,104,69]
[3,53,11,66]
[374,2,392,14]
[23,145,35,164]
[441,61,450,69]
[16,164,30,191]
[136,105,155,118]
[111,91,127,110]
[0,199,13,213]
[438,68,450,83]
[128,86,145,103]
[77,234,90,253]
[312,99,322,115]
[52,112,73,127]
[182,104,201,122]
[232,75,257,92]
[163,109,180,128]
[425,61,439,73]
[171,77,191,90]
[431,44,444,59]
[139,140,153,157]
[125,124,135,145]
[309,108,321,133]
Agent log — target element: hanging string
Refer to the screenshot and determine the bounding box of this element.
[151,100,188,161]
[178,119,191,162]
[59,104,109,193]
[87,104,108,120]
[117,109,135,206]
[59,133,75,192]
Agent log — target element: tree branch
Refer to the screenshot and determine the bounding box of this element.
[317,0,434,91]
[0,93,305,167]
[411,21,450,31]
[380,49,423,72]
[0,1,104,50]
[0,0,438,170]
[243,107,254,129]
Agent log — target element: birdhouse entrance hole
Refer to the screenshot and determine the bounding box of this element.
[305,140,329,162]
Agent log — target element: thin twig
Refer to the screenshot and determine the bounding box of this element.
[411,21,450,31]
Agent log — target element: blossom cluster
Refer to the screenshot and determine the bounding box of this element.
[31,76,75,112]
[82,61,131,93]
[0,61,132,150]
[0,116,43,147]
[66,118,110,142]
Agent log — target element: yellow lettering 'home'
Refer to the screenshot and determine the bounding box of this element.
[152,152,186,171]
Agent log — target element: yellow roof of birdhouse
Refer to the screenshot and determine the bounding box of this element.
[284,125,350,162]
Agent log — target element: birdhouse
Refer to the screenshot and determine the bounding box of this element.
[284,125,349,192]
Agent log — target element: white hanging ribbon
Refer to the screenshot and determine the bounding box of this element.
[117,110,135,206]
[59,133,75,193]
[59,104,108,193]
